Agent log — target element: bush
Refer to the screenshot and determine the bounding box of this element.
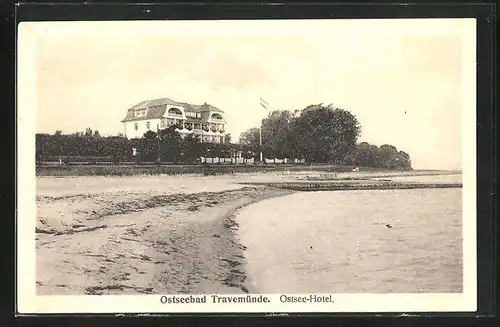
[36,132,248,165]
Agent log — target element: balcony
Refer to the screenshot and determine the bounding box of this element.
[167,113,184,118]
[210,113,224,121]
[167,108,184,118]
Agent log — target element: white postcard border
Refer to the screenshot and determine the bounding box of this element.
[17,18,477,314]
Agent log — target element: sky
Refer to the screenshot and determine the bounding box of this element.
[23,19,475,170]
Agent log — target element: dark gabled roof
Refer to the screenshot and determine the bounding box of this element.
[121,106,167,122]
[198,103,224,113]
[129,98,180,110]
[178,102,224,113]
[122,98,224,122]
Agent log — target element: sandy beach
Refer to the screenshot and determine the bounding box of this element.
[36,179,294,295]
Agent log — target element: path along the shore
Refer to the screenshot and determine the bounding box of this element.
[36,186,293,295]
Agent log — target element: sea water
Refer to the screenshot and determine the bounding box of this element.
[236,188,462,293]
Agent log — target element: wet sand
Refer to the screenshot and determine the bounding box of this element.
[36,185,294,295]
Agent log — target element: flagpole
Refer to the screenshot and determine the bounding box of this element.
[157,124,160,163]
[258,97,270,163]
[259,122,263,163]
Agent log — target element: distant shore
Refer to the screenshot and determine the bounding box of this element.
[35,163,458,177]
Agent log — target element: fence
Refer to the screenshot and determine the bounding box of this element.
[38,156,306,166]
[199,157,305,164]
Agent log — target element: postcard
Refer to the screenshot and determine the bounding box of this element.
[17,18,476,314]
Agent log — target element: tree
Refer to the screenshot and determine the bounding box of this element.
[239,127,262,161]
[355,142,377,167]
[181,133,200,164]
[397,151,412,170]
[378,144,399,169]
[261,110,295,160]
[293,104,361,164]
[239,127,260,147]
[352,142,412,170]
[158,125,182,162]
[140,130,158,162]
[143,130,157,140]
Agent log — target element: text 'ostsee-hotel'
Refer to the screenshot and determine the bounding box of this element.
[121,98,227,143]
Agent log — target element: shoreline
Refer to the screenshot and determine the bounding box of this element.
[35,171,462,295]
[217,188,295,294]
[35,163,457,177]
[36,186,294,295]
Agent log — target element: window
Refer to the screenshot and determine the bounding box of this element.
[134,109,147,117]
[134,123,139,131]
[160,119,165,128]
[186,111,202,119]
[168,107,183,116]
[146,121,150,130]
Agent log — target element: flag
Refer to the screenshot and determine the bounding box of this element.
[260,97,269,110]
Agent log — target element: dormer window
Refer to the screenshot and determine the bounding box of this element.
[168,107,183,116]
[134,109,147,117]
[186,111,201,118]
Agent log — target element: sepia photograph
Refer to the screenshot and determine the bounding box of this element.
[17,18,477,313]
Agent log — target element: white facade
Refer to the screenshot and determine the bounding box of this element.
[124,118,162,139]
[122,101,227,143]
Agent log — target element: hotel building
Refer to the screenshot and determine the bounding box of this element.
[121,98,227,143]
